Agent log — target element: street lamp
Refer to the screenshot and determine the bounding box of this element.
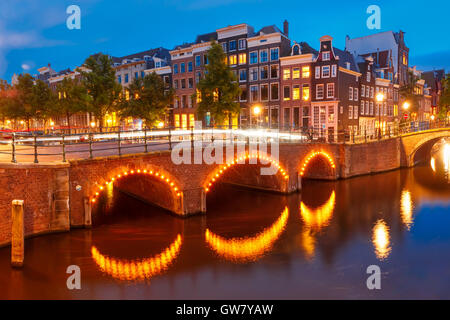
[376,92,385,139]
[252,105,262,128]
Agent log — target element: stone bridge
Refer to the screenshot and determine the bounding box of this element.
[0,128,449,246]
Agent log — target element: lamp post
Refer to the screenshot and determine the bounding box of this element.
[252,105,262,129]
[376,92,385,139]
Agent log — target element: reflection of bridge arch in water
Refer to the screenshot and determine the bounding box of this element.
[299,190,336,259]
[204,207,289,263]
[300,191,336,230]
[91,234,182,281]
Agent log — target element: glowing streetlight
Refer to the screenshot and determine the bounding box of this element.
[90,121,96,128]
[252,105,262,116]
[376,92,385,102]
[430,115,435,121]
[157,121,165,128]
[376,92,385,139]
[402,101,410,110]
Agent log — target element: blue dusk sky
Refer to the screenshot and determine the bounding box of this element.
[0,0,448,82]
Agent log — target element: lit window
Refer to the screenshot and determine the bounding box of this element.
[238,53,247,65]
[174,114,180,128]
[293,85,300,100]
[189,114,195,128]
[283,68,291,80]
[302,84,310,101]
[293,68,300,79]
[229,55,237,65]
[302,66,310,78]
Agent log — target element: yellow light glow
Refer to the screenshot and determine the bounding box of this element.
[300,151,335,176]
[90,121,96,128]
[204,153,288,192]
[372,219,391,260]
[430,157,436,172]
[400,190,413,230]
[90,169,181,203]
[204,207,289,262]
[402,102,410,110]
[376,92,385,102]
[91,234,182,281]
[252,105,262,116]
[300,191,335,230]
[157,121,164,128]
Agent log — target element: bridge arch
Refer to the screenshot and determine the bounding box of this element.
[403,129,450,166]
[299,150,336,180]
[203,152,290,194]
[90,165,183,215]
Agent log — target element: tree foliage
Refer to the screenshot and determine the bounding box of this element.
[79,53,122,129]
[195,41,241,126]
[118,72,173,127]
[438,73,450,119]
[55,77,91,129]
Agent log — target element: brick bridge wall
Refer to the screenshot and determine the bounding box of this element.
[0,132,444,246]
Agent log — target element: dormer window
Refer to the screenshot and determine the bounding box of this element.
[346,62,351,69]
[322,51,330,61]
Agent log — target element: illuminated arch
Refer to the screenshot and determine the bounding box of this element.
[299,150,336,177]
[204,152,289,193]
[91,234,182,281]
[90,167,182,204]
[204,207,289,262]
[300,190,336,230]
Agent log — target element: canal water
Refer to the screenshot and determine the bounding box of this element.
[0,150,449,299]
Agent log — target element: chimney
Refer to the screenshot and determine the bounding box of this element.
[283,20,289,37]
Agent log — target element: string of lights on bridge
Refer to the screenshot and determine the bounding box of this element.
[204,152,289,193]
[90,168,182,204]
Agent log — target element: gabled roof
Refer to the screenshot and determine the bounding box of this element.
[111,48,170,63]
[333,47,359,72]
[422,69,445,90]
[195,32,217,44]
[256,25,283,36]
[299,42,318,55]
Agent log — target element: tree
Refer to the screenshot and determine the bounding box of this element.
[399,70,421,114]
[118,72,173,127]
[194,41,241,127]
[438,73,450,120]
[13,74,36,130]
[32,79,54,128]
[55,77,90,131]
[79,53,122,130]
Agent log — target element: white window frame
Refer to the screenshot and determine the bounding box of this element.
[349,87,353,101]
[331,65,337,77]
[349,105,353,119]
[249,51,258,65]
[315,66,321,79]
[322,51,330,61]
[327,83,334,98]
[316,84,324,99]
[322,65,330,78]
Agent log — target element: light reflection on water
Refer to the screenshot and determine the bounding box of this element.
[0,147,449,299]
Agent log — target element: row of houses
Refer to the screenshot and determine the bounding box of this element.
[10,20,445,137]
